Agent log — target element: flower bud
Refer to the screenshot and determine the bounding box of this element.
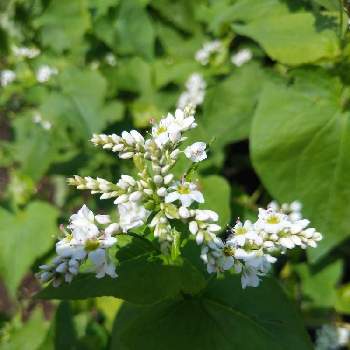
[157,187,167,197]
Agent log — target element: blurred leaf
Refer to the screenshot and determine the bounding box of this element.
[1,309,49,350]
[55,301,77,349]
[38,254,206,304]
[110,275,312,350]
[0,201,58,294]
[335,284,350,314]
[251,73,350,262]
[150,0,198,33]
[294,260,343,307]
[115,0,155,60]
[190,63,270,151]
[35,0,90,53]
[59,67,108,136]
[199,175,231,227]
[232,1,340,65]
[96,297,123,330]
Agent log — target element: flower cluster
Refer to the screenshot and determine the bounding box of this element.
[33,112,52,130]
[177,73,206,110]
[0,69,16,87]
[37,205,118,286]
[200,206,322,288]
[267,200,302,223]
[231,48,253,67]
[195,40,224,65]
[12,45,40,59]
[316,324,350,350]
[36,65,58,83]
[37,107,322,289]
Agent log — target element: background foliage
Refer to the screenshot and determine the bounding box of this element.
[1,0,350,349]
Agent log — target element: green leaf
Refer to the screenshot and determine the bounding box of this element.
[150,0,198,34]
[231,1,340,65]
[294,260,343,307]
[0,201,58,295]
[199,175,231,227]
[59,68,108,136]
[115,0,155,60]
[190,63,270,151]
[250,75,350,261]
[0,309,50,350]
[35,0,90,53]
[335,283,350,314]
[55,302,77,349]
[110,275,312,350]
[37,254,206,304]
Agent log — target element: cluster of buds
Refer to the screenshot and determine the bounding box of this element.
[38,107,323,289]
[91,130,145,159]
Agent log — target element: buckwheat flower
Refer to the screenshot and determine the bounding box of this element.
[0,69,16,87]
[316,324,350,350]
[12,45,40,59]
[105,52,117,66]
[229,220,260,246]
[168,108,197,134]
[255,208,289,234]
[118,201,150,232]
[184,142,207,162]
[88,248,117,278]
[152,116,179,148]
[177,73,206,109]
[36,65,58,83]
[165,181,204,207]
[231,48,253,67]
[268,200,303,223]
[195,40,223,66]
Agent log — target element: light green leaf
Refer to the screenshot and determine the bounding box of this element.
[190,63,270,151]
[59,68,108,136]
[0,309,50,350]
[115,0,155,60]
[111,275,312,350]
[294,260,343,307]
[0,202,59,295]
[231,1,340,65]
[250,75,350,261]
[35,0,90,53]
[37,254,206,304]
[335,284,350,314]
[200,175,231,227]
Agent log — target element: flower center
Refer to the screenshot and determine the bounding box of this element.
[235,227,246,235]
[156,126,167,135]
[85,239,100,252]
[266,215,280,225]
[223,246,235,256]
[177,184,191,194]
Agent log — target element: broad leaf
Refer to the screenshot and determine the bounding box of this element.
[35,0,90,53]
[231,0,340,65]
[294,260,343,307]
[38,254,206,305]
[0,201,58,295]
[110,275,312,350]
[250,75,350,261]
[59,68,108,136]
[199,175,231,227]
[189,63,271,151]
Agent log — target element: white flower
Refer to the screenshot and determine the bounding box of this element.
[12,46,40,59]
[118,201,150,232]
[168,108,197,133]
[255,208,289,234]
[0,69,16,86]
[36,65,58,83]
[195,40,223,65]
[152,115,179,148]
[165,181,204,207]
[231,48,253,67]
[184,142,207,162]
[177,73,206,109]
[105,53,117,66]
[88,249,117,278]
